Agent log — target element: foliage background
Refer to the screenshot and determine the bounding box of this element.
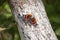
[0,0,60,40]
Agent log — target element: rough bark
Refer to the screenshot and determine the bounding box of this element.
[8,0,58,40]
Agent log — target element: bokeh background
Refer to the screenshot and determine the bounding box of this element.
[0,0,60,40]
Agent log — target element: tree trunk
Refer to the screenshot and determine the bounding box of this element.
[8,0,58,40]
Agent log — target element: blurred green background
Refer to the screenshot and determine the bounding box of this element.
[0,0,60,40]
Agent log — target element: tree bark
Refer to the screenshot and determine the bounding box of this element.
[8,0,58,40]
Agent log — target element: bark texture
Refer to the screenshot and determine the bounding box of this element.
[8,0,58,40]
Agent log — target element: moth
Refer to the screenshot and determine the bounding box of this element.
[22,13,38,26]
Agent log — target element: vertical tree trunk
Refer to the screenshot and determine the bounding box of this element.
[8,0,58,40]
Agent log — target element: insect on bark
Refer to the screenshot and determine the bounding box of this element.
[22,13,38,26]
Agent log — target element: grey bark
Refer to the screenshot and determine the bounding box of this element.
[8,0,58,40]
